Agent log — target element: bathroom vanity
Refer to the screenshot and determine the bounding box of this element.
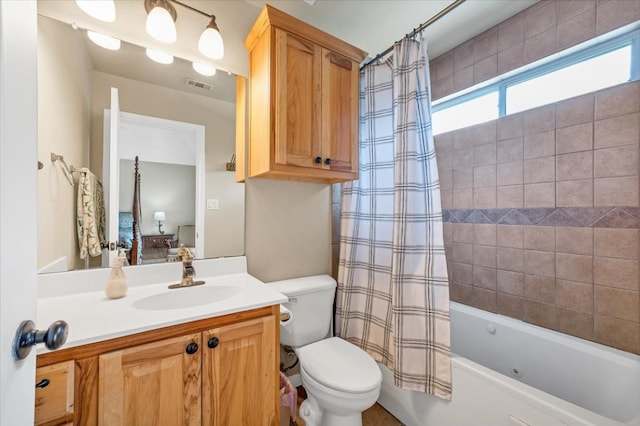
[34,257,286,425]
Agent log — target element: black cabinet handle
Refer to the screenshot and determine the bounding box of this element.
[315,156,322,164]
[324,158,331,165]
[185,342,199,355]
[208,337,220,349]
[35,379,50,389]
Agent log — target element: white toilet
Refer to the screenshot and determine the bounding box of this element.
[270,275,382,426]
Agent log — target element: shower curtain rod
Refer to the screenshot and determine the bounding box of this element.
[360,0,466,69]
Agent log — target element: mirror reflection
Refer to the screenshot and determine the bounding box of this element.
[37,14,244,273]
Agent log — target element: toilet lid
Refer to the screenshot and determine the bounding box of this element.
[297,337,382,393]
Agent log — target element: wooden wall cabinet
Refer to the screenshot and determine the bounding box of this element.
[245,5,367,183]
[36,306,279,426]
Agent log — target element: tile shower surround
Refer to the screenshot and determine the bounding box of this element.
[331,1,640,356]
[430,0,640,355]
[433,79,640,355]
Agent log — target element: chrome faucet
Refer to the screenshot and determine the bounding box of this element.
[168,245,205,289]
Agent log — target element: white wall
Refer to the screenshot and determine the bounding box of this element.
[119,160,195,236]
[245,178,331,282]
[37,16,92,270]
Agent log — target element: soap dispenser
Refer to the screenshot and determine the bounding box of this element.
[106,250,128,299]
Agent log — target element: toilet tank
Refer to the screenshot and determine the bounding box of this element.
[269,275,337,347]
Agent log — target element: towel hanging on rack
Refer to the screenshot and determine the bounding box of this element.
[76,168,106,259]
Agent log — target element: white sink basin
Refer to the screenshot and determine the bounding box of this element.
[133,285,241,311]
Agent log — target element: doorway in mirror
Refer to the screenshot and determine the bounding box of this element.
[104,100,205,267]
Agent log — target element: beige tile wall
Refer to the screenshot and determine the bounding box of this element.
[446,220,640,353]
[434,0,640,354]
[440,81,640,353]
[437,82,640,213]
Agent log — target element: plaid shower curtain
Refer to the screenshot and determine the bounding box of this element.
[336,36,452,399]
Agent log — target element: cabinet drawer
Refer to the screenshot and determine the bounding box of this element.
[35,360,74,425]
[142,234,173,249]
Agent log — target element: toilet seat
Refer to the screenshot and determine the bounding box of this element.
[297,337,382,393]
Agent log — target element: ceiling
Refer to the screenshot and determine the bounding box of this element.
[37,0,538,101]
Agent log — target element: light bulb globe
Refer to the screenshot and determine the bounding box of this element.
[198,27,224,60]
[146,48,174,64]
[87,31,121,50]
[146,6,176,43]
[192,62,217,76]
[75,0,116,22]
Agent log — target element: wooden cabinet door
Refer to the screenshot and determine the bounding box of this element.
[321,48,359,176]
[274,28,322,169]
[98,333,202,426]
[35,360,74,425]
[202,316,278,426]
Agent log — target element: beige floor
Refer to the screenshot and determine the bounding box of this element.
[293,388,403,426]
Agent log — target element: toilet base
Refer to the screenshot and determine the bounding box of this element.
[298,395,363,426]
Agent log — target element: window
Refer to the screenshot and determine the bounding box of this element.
[506,46,632,114]
[432,91,498,135]
[432,28,639,135]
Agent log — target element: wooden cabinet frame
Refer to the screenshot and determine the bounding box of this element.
[36,305,280,426]
[245,5,367,183]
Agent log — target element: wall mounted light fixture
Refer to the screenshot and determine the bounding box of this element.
[76,0,224,73]
[154,211,167,234]
[144,0,225,59]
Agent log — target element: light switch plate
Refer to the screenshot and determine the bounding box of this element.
[206,199,219,210]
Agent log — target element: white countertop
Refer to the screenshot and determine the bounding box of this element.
[37,266,287,354]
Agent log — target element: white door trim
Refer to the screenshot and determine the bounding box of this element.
[0,1,38,424]
[104,109,206,260]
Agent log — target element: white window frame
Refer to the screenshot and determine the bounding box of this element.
[432,27,640,135]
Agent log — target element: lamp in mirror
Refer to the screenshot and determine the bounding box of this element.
[75,0,116,23]
[154,211,167,234]
[192,62,216,76]
[146,48,174,64]
[87,30,121,51]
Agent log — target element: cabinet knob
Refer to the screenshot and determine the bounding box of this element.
[35,379,50,389]
[314,156,322,164]
[324,158,331,165]
[185,342,199,355]
[208,337,220,349]
[12,320,69,360]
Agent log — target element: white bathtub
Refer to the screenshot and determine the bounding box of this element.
[378,302,640,426]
